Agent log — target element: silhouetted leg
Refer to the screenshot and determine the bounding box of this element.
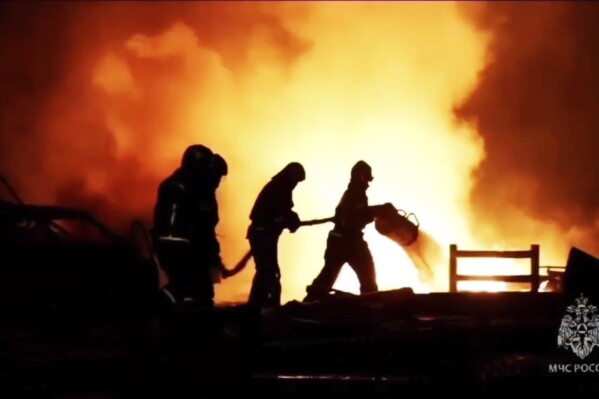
[349,239,378,294]
[306,233,347,299]
[177,257,197,303]
[248,234,281,307]
[189,255,215,308]
[189,235,218,308]
[156,241,194,303]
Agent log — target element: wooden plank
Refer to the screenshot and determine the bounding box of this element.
[449,244,457,293]
[450,244,543,293]
[531,244,540,293]
[454,250,533,259]
[456,275,533,283]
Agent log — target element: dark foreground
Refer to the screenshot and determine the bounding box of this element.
[1,290,598,397]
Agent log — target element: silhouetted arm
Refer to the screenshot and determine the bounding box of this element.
[153,181,188,240]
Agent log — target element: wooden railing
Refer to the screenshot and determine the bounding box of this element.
[449,244,540,293]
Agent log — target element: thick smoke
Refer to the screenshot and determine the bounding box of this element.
[456,2,599,262]
[0,2,315,303]
[0,3,76,196]
[0,2,307,230]
[1,2,488,300]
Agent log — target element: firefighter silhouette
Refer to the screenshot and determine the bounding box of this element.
[247,162,305,307]
[204,153,228,283]
[152,145,228,307]
[305,160,379,301]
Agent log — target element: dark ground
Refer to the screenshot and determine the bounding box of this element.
[1,290,598,397]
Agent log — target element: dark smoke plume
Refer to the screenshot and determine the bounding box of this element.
[456,2,599,256]
[0,1,308,233]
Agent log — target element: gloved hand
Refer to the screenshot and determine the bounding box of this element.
[287,211,301,233]
[220,264,233,279]
[383,202,395,213]
[372,202,395,218]
[220,267,233,279]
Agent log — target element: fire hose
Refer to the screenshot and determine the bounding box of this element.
[220,205,429,281]
[220,217,335,278]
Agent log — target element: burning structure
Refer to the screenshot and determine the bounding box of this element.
[5,1,596,303]
[2,1,599,395]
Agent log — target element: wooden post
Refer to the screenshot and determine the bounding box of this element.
[531,244,540,293]
[449,244,457,293]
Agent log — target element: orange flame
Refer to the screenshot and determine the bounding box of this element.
[32,2,568,303]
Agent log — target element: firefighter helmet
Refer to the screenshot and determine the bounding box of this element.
[181,145,213,171]
[212,153,228,177]
[351,160,373,182]
[283,162,306,182]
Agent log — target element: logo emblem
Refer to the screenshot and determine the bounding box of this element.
[558,294,599,359]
